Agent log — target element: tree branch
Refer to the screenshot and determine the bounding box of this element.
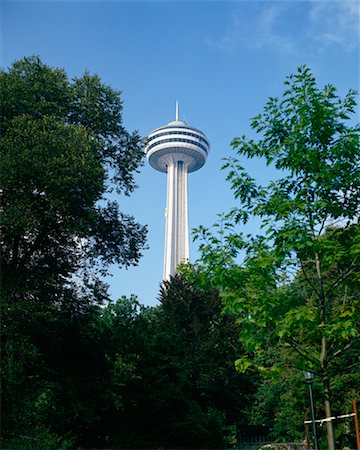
[299,258,322,300]
[324,256,358,299]
[317,215,328,237]
[286,337,320,366]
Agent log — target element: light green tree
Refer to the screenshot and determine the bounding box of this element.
[191,66,360,449]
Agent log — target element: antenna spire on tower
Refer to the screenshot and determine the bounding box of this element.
[175,100,179,121]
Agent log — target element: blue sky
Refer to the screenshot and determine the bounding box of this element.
[2,0,359,306]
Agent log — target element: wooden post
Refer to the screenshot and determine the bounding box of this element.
[353,400,360,450]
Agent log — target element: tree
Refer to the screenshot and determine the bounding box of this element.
[192,66,360,449]
[0,56,147,300]
[0,56,147,447]
[157,274,255,434]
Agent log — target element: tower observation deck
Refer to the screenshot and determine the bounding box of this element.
[145,103,210,280]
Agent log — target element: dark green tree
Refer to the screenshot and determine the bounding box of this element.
[0,56,147,447]
[192,66,360,449]
[1,56,147,300]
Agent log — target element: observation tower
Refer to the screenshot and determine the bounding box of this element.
[145,103,210,280]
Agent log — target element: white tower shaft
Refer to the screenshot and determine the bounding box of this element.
[164,157,189,280]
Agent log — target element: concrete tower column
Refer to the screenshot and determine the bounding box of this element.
[163,157,190,280]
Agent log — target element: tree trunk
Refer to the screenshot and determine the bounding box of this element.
[316,253,335,450]
[321,338,335,450]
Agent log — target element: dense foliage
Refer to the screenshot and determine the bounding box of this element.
[190,66,360,449]
[1,276,256,449]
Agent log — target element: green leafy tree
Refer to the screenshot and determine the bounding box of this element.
[192,66,360,449]
[0,56,147,447]
[1,56,147,299]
